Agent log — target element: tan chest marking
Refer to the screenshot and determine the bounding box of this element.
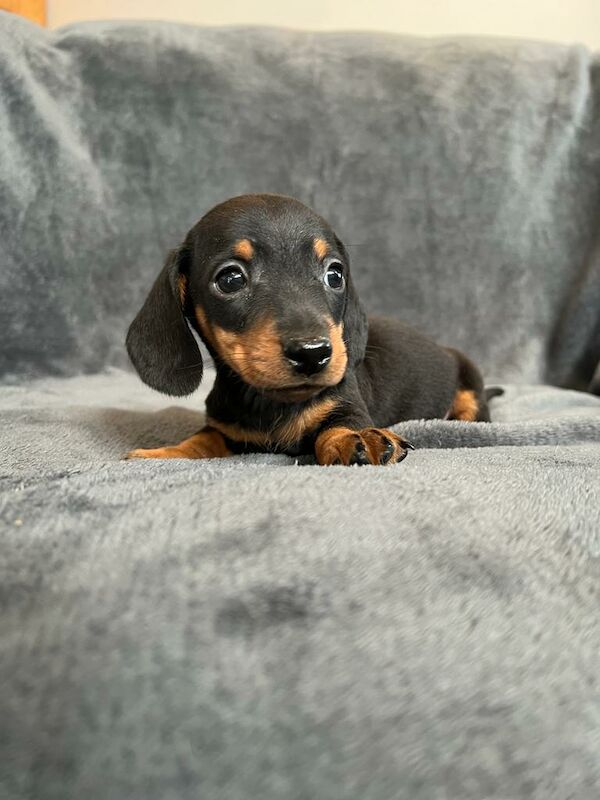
[209,397,338,450]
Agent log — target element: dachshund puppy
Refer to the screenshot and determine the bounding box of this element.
[126,194,490,466]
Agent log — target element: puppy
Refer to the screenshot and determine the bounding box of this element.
[126,194,490,466]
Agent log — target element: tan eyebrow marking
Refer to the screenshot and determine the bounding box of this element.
[233,238,254,260]
[314,238,329,260]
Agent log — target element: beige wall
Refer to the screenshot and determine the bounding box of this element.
[48,0,600,50]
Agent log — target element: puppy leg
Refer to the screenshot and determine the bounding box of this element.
[125,426,231,460]
[445,348,490,422]
[314,379,413,466]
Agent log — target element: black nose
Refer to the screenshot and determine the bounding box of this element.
[284,338,332,376]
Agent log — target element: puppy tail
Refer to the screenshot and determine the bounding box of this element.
[484,386,504,401]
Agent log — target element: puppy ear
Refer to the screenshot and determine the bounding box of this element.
[336,236,368,366]
[126,245,203,396]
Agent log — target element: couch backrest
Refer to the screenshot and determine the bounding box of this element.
[1,14,599,387]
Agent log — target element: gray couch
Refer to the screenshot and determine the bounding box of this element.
[1,13,600,799]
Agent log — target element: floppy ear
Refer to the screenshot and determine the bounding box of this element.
[126,245,203,396]
[336,236,368,366]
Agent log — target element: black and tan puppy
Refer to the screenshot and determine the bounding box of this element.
[126,194,489,466]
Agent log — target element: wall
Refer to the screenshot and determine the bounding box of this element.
[48,0,600,50]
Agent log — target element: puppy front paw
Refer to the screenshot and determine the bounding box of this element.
[123,447,170,459]
[316,426,413,466]
[123,429,231,461]
[360,427,414,465]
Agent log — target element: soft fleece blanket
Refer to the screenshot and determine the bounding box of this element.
[1,14,600,800]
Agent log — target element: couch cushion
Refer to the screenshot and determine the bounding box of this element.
[0,15,599,386]
[1,369,600,472]
[1,373,600,799]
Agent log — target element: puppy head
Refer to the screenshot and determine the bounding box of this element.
[127,194,367,400]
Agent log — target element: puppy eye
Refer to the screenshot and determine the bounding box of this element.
[324,261,345,291]
[214,264,247,294]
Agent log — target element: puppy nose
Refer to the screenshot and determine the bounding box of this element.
[284,338,332,376]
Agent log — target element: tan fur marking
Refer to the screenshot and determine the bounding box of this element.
[194,311,347,392]
[177,274,187,305]
[327,320,348,384]
[199,315,291,388]
[314,237,329,260]
[194,305,214,346]
[125,428,231,460]
[208,397,338,450]
[218,317,287,386]
[233,238,254,261]
[274,397,338,448]
[315,426,359,465]
[205,420,270,447]
[450,389,479,422]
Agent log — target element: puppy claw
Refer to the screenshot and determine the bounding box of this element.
[380,440,396,464]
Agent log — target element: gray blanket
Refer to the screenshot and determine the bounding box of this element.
[1,13,600,800]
